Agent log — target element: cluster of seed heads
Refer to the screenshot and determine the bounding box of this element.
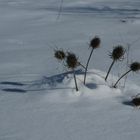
[54,49,80,69]
[54,36,140,93]
[109,46,125,61]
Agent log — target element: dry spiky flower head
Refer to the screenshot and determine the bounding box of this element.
[54,49,66,60]
[90,36,101,49]
[130,62,140,72]
[105,45,125,81]
[132,97,140,107]
[66,53,78,69]
[110,46,125,61]
[113,61,140,88]
[131,93,140,107]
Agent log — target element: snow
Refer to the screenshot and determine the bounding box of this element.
[0,0,140,140]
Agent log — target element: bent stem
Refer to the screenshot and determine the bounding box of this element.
[73,69,78,91]
[105,60,115,81]
[84,48,94,85]
[113,69,132,88]
[78,62,86,70]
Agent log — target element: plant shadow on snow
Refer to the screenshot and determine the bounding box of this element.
[122,100,134,107]
[0,81,27,93]
[47,6,140,17]
[85,83,98,89]
[0,69,83,93]
[2,88,27,93]
[0,81,25,86]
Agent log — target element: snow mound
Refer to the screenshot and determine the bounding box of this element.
[60,69,121,99]
[0,69,122,102]
[1,69,139,102]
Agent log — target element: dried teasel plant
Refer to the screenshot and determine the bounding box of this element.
[113,62,140,88]
[131,93,140,107]
[54,49,66,61]
[54,49,84,67]
[66,52,79,91]
[105,45,125,81]
[84,36,101,85]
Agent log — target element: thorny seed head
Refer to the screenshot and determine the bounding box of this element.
[66,52,78,69]
[109,46,125,61]
[132,97,140,106]
[90,36,101,49]
[54,49,66,60]
[130,62,140,72]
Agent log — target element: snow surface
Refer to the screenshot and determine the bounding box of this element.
[0,0,140,140]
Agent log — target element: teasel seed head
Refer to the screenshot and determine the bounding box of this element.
[90,36,101,49]
[66,52,78,69]
[109,45,125,61]
[130,62,140,72]
[54,49,66,60]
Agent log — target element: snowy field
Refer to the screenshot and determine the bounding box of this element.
[0,0,140,140]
